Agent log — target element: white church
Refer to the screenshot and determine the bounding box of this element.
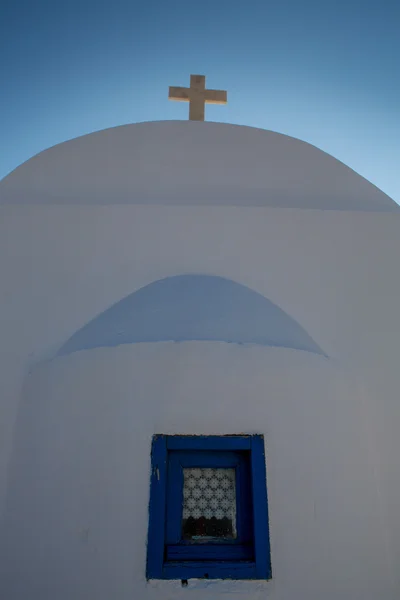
[0,74,399,600]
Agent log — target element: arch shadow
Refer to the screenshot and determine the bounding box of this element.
[58,274,325,357]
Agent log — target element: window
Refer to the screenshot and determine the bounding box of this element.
[146,435,272,580]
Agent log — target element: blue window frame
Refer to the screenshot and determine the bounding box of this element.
[146,435,272,580]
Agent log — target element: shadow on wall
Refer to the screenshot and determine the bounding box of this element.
[58,275,325,356]
[58,275,325,357]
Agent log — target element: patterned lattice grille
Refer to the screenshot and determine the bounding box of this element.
[182,468,237,539]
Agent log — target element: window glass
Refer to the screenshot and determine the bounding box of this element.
[182,467,237,540]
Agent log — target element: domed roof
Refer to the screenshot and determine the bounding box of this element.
[1,120,397,211]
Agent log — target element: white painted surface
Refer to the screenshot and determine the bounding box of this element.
[0,344,388,600]
[0,121,400,598]
[1,121,398,211]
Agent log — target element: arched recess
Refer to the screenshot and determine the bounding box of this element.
[58,274,325,356]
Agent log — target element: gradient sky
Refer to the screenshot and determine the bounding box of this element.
[1,0,399,204]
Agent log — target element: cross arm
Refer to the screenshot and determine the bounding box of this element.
[204,89,228,105]
[168,86,190,102]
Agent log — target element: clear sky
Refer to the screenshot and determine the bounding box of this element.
[1,0,399,204]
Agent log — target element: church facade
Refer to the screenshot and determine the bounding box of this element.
[0,111,399,599]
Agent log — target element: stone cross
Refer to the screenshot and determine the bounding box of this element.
[168,74,227,121]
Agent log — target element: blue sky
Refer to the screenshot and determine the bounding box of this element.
[1,0,399,203]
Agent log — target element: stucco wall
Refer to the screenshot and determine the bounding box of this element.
[0,343,388,600]
[0,204,399,599]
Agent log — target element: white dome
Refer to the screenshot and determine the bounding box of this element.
[1,121,397,211]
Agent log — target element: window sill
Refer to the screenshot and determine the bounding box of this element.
[147,575,274,595]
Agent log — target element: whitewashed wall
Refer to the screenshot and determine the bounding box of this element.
[0,343,387,600]
[0,204,399,599]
